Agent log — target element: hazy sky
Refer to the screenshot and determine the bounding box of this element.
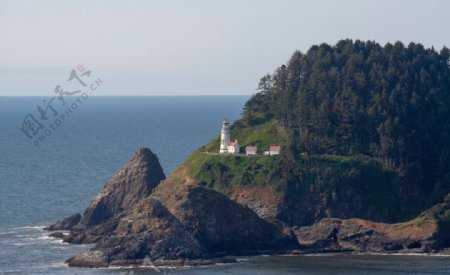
[1,0,450,96]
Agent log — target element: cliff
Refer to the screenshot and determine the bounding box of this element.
[47,147,450,268]
[185,118,400,226]
[179,122,450,255]
[295,194,450,253]
[49,148,297,267]
[79,147,166,228]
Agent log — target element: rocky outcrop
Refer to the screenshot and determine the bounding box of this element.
[63,212,125,244]
[67,198,204,267]
[151,169,297,254]
[48,147,450,268]
[44,213,81,231]
[48,148,166,244]
[226,185,281,221]
[294,217,437,253]
[55,149,297,268]
[48,232,64,239]
[66,181,298,267]
[79,148,165,227]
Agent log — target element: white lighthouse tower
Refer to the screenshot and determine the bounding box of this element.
[219,118,230,153]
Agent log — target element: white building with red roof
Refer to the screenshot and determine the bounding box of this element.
[269,146,281,155]
[246,146,257,156]
[228,139,240,154]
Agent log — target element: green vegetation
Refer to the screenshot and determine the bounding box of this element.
[189,119,287,195]
[394,213,432,229]
[188,137,405,224]
[280,154,404,223]
[185,151,280,191]
[437,209,450,237]
[183,39,450,226]
[243,40,450,169]
[408,215,430,227]
[202,120,286,153]
[437,209,450,225]
[241,40,450,220]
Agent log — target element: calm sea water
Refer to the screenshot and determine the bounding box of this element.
[1,96,449,274]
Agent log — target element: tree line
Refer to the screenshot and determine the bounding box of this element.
[241,39,450,199]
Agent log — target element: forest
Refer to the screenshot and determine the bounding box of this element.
[240,40,450,205]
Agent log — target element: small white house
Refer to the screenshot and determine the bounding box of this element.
[227,139,240,154]
[263,151,270,156]
[269,146,281,155]
[245,146,257,156]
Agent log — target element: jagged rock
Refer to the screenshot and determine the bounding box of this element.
[294,217,437,253]
[55,148,166,244]
[79,148,165,227]
[65,250,109,268]
[46,147,450,268]
[67,251,236,268]
[45,213,81,231]
[48,232,64,239]
[63,212,126,244]
[65,158,298,268]
[293,218,345,252]
[152,174,297,254]
[67,198,204,267]
[226,185,281,221]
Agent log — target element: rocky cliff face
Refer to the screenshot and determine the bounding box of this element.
[49,148,297,267]
[185,149,414,227]
[226,185,281,221]
[67,181,297,267]
[47,148,450,268]
[294,218,436,253]
[293,194,450,254]
[47,148,166,243]
[151,167,296,255]
[66,198,205,267]
[79,148,166,227]
[44,213,81,231]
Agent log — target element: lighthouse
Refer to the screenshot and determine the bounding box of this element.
[219,118,230,153]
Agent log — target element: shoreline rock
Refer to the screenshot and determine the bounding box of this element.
[66,252,237,268]
[78,148,166,228]
[293,217,438,254]
[46,147,450,268]
[49,148,166,244]
[51,148,297,268]
[44,213,81,231]
[48,232,64,239]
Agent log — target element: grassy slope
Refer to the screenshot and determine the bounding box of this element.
[391,194,450,245]
[422,194,450,243]
[186,151,279,190]
[182,119,445,225]
[186,120,285,192]
[202,120,286,153]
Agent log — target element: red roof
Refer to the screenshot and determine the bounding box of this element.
[269,146,281,151]
[223,118,229,124]
[246,146,257,151]
[228,140,238,146]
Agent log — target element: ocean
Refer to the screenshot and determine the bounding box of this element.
[1,96,450,274]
